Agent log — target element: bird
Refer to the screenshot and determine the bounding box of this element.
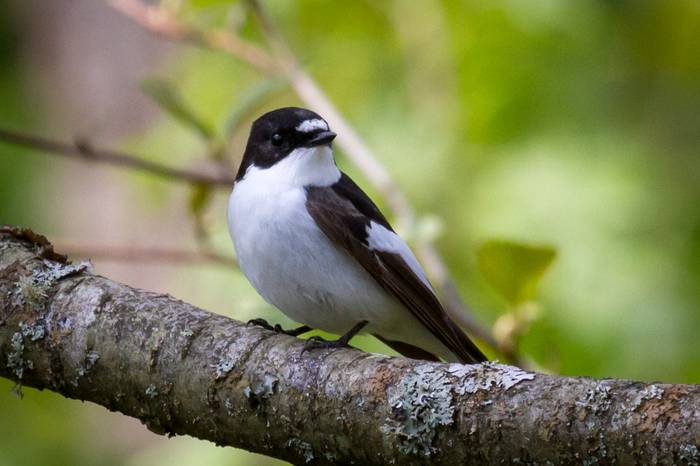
[227,107,487,364]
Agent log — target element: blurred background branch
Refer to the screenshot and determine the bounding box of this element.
[107,0,275,71]
[54,240,236,267]
[0,127,234,186]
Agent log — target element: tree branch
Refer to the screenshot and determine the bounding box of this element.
[0,127,235,186]
[1,226,698,465]
[106,0,276,72]
[53,241,236,268]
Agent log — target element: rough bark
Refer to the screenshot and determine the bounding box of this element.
[0,227,698,466]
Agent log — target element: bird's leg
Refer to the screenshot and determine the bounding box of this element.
[302,320,369,354]
[247,318,312,337]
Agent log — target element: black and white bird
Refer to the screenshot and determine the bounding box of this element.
[228,107,487,364]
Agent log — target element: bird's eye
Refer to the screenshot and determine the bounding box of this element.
[270,133,283,146]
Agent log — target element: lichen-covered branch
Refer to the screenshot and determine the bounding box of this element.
[1,227,698,466]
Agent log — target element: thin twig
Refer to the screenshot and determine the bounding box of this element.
[55,241,237,268]
[103,0,504,358]
[106,0,276,72]
[0,127,235,186]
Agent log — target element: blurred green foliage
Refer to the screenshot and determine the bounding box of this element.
[478,239,556,307]
[141,78,217,142]
[1,1,699,465]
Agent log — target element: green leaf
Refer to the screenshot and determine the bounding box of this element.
[477,239,557,306]
[141,78,215,141]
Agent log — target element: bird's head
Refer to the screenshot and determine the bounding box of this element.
[236,107,337,183]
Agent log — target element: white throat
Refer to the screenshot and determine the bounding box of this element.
[239,145,340,191]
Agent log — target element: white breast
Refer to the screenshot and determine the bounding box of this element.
[227,146,391,333]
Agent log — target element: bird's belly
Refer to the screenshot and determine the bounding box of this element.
[228,187,398,334]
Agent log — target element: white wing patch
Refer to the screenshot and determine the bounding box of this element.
[365,221,433,289]
[296,118,329,133]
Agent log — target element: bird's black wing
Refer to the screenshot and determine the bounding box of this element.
[305,177,487,364]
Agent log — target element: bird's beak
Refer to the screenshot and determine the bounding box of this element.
[305,130,337,147]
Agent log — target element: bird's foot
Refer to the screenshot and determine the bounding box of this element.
[301,320,368,355]
[247,318,312,337]
[247,318,274,331]
[302,335,349,353]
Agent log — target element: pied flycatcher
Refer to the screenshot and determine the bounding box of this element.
[228,107,486,363]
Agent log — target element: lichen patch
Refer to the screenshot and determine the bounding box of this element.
[213,359,236,380]
[6,321,47,382]
[382,364,455,457]
[243,373,279,408]
[145,384,159,399]
[631,384,664,410]
[20,321,47,342]
[11,260,90,312]
[7,331,30,379]
[679,443,699,466]
[577,382,613,416]
[287,437,315,463]
[449,362,535,395]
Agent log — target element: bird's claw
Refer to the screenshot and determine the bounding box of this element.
[300,321,368,356]
[301,335,349,355]
[247,318,274,331]
[247,318,312,337]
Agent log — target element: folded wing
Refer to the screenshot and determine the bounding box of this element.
[305,174,487,364]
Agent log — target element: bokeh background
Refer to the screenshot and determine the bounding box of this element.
[1,1,699,465]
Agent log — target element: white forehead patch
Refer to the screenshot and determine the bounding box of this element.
[296,118,328,133]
